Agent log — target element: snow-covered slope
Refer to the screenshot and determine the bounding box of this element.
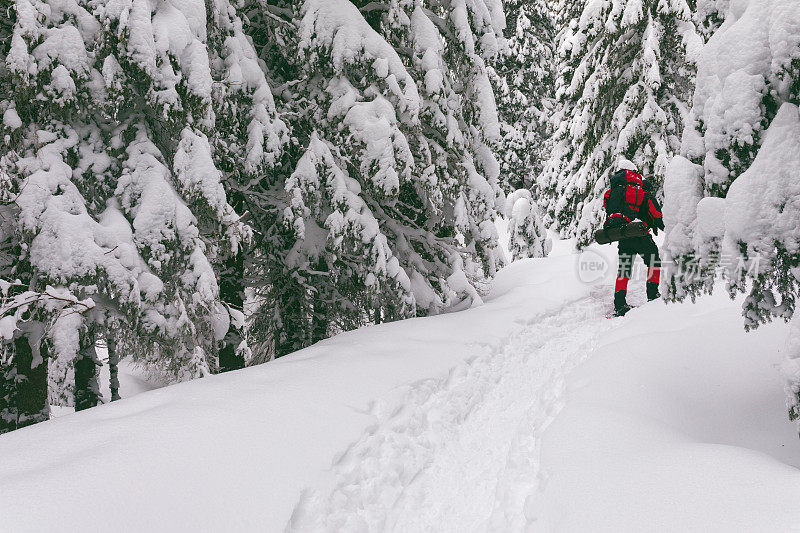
[535,291,800,531]
[1,242,798,532]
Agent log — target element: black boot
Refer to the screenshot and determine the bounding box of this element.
[614,290,631,316]
[647,282,661,301]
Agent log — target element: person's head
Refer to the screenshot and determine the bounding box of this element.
[642,176,656,193]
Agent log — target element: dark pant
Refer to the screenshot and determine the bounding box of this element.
[615,235,661,306]
[617,235,660,279]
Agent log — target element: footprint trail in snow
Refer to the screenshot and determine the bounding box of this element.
[288,293,614,532]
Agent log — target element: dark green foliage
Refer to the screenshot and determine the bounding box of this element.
[74,327,100,412]
[491,0,556,191]
[0,332,49,434]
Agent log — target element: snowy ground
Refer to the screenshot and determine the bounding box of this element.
[1,241,799,532]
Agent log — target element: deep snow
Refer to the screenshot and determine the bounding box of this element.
[1,240,799,532]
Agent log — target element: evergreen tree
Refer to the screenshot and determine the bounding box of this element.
[490,0,555,191]
[364,0,510,295]
[660,0,800,430]
[0,0,50,432]
[505,189,551,260]
[244,0,518,358]
[205,0,289,369]
[1,0,552,428]
[695,0,729,37]
[242,0,419,359]
[0,0,283,420]
[539,0,702,245]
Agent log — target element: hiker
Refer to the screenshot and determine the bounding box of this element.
[602,162,665,316]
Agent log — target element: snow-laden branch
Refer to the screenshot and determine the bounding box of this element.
[0,281,95,342]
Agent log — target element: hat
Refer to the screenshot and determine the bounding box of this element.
[617,158,637,172]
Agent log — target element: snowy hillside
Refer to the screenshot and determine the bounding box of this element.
[2,242,798,532]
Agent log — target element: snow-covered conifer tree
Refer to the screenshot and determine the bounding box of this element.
[243,0,518,358]
[205,1,288,369]
[660,0,800,429]
[243,0,419,358]
[491,0,555,191]
[505,189,551,260]
[0,0,283,419]
[1,2,54,429]
[552,0,586,25]
[366,0,510,294]
[539,0,702,245]
[696,0,730,37]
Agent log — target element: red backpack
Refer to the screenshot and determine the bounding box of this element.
[603,170,644,228]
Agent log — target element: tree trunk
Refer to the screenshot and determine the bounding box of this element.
[74,327,100,412]
[274,276,309,358]
[219,252,246,372]
[0,326,49,434]
[311,299,328,344]
[107,337,121,401]
[311,260,329,344]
